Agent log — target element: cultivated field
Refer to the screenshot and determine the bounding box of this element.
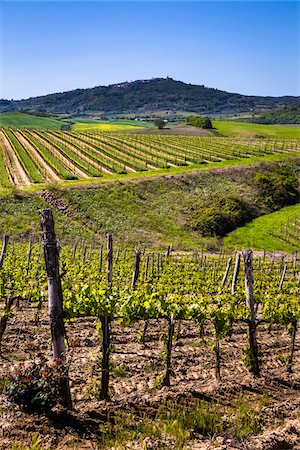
[0,129,299,188]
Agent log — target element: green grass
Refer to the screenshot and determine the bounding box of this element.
[224,204,300,252]
[0,113,64,130]
[214,120,300,138]
[0,193,94,241]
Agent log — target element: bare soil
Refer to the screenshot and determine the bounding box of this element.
[0,304,300,449]
[135,125,214,136]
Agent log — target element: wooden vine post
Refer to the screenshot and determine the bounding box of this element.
[231,252,241,295]
[99,233,113,400]
[131,250,141,289]
[0,235,9,270]
[242,249,260,377]
[222,256,232,287]
[107,233,113,284]
[0,235,14,347]
[162,314,175,387]
[40,209,72,410]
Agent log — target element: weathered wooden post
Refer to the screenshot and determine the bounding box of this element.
[0,295,14,346]
[231,253,241,295]
[40,209,72,409]
[144,254,149,280]
[162,314,175,387]
[165,245,172,260]
[100,315,110,400]
[0,235,9,270]
[98,233,114,400]
[99,244,103,272]
[26,236,34,276]
[279,264,287,291]
[221,257,232,287]
[243,249,260,377]
[131,250,141,289]
[107,233,113,284]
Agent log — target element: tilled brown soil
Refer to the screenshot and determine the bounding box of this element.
[0,304,300,450]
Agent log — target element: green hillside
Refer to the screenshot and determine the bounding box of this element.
[0,112,64,130]
[224,204,300,252]
[1,78,299,116]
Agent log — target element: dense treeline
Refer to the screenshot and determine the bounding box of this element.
[186,115,213,129]
[1,78,299,116]
[245,106,300,124]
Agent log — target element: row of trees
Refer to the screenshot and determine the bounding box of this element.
[153,116,213,129]
[186,115,213,129]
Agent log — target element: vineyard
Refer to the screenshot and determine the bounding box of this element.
[271,216,300,249]
[0,129,299,187]
[0,220,300,448]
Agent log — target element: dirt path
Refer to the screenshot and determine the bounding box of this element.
[30,131,90,179]
[0,130,31,186]
[15,131,60,182]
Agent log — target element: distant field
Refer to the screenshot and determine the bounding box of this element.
[71,120,151,131]
[0,113,153,132]
[214,120,300,138]
[224,204,300,253]
[0,112,64,130]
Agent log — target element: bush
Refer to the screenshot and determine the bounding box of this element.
[3,356,68,413]
[186,195,253,237]
[254,166,299,209]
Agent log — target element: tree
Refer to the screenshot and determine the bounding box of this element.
[153,119,166,129]
[202,117,213,129]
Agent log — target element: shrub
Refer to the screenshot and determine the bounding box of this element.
[186,195,253,237]
[3,356,68,413]
[254,166,299,209]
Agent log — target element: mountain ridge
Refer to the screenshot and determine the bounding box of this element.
[1,77,299,116]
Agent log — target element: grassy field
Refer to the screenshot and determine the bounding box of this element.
[0,112,64,130]
[214,120,300,138]
[224,203,300,252]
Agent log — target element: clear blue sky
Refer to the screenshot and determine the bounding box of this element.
[0,1,299,100]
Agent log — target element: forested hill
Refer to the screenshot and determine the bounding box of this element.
[244,105,300,124]
[1,78,299,116]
